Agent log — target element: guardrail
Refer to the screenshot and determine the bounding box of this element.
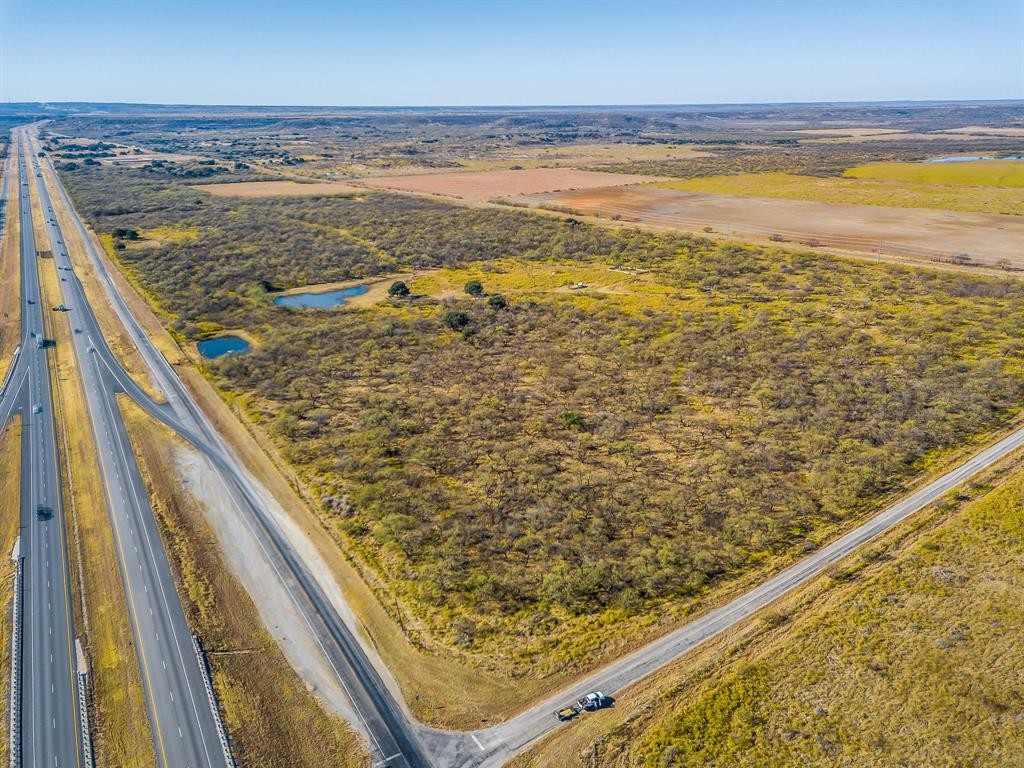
[9,538,22,768]
[0,347,20,402]
[191,634,237,768]
[75,639,94,768]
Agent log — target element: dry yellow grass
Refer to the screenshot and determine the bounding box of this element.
[192,180,362,198]
[0,150,20,375]
[119,398,367,767]
[37,246,156,767]
[512,456,1024,767]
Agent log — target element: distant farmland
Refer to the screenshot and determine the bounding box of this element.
[525,184,1024,268]
[359,167,664,202]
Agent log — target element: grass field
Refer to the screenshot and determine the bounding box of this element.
[619,465,1024,767]
[120,399,368,767]
[658,162,1024,215]
[511,459,1024,767]
[845,159,1024,186]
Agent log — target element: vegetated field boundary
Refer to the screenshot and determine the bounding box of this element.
[520,185,1024,269]
[510,451,1024,767]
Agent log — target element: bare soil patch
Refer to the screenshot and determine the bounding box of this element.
[359,168,663,202]
[525,185,1024,268]
[192,180,362,198]
[942,126,1024,137]
[788,128,908,137]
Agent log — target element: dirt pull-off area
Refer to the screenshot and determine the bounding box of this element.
[192,180,362,198]
[525,185,1024,268]
[359,168,664,201]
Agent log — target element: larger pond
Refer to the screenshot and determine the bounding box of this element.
[926,154,1024,163]
[273,284,369,309]
[197,335,251,359]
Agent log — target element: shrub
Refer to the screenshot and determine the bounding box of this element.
[442,310,470,330]
[388,281,410,298]
[464,279,484,296]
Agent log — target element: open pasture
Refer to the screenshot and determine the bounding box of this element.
[359,167,663,201]
[655,163,1024,216]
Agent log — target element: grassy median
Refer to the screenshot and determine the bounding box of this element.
[37,241,156,767]
[0,416,22,764]
[119,398,368,767]
[0,150,21,374]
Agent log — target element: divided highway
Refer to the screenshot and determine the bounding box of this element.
[29,131,432,768]
[21,128,228,768]
[23,123,1024,768]
[0,133,84,768]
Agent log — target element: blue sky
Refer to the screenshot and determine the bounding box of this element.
[0,0,1021,105]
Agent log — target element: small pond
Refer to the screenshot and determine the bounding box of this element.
[273,285,369,309]
[197,335,251,360]
[926,154,1024,163]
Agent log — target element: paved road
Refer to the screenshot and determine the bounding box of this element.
[22,128,227,768]
[0,132,84,768]
[32,125,1024,768]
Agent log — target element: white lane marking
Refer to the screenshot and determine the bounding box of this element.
[471,733,485,751]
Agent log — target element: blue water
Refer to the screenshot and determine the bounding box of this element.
[273,284,369,309]
[926,154,1024,163]
[197,335,251,359]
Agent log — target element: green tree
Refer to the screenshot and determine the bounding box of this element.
[464,279,484,296]
[388,280,411,298]
[443,310,470,330]
[487,294,508,310]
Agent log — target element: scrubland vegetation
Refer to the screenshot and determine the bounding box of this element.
[598,467,1024,767]
[58,158,1024,676]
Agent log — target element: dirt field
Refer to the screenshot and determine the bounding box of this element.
[788,128,909,137]
[192,180,362,198]
[943,126,1024,137]
[359,168,663,201]
[523,185,1024,268]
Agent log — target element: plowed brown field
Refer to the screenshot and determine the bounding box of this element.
[359,168,663,201]
[525,185,1024,268]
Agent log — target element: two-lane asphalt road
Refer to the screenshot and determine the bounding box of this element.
[22,128,227,768]
[0,131,84,768]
